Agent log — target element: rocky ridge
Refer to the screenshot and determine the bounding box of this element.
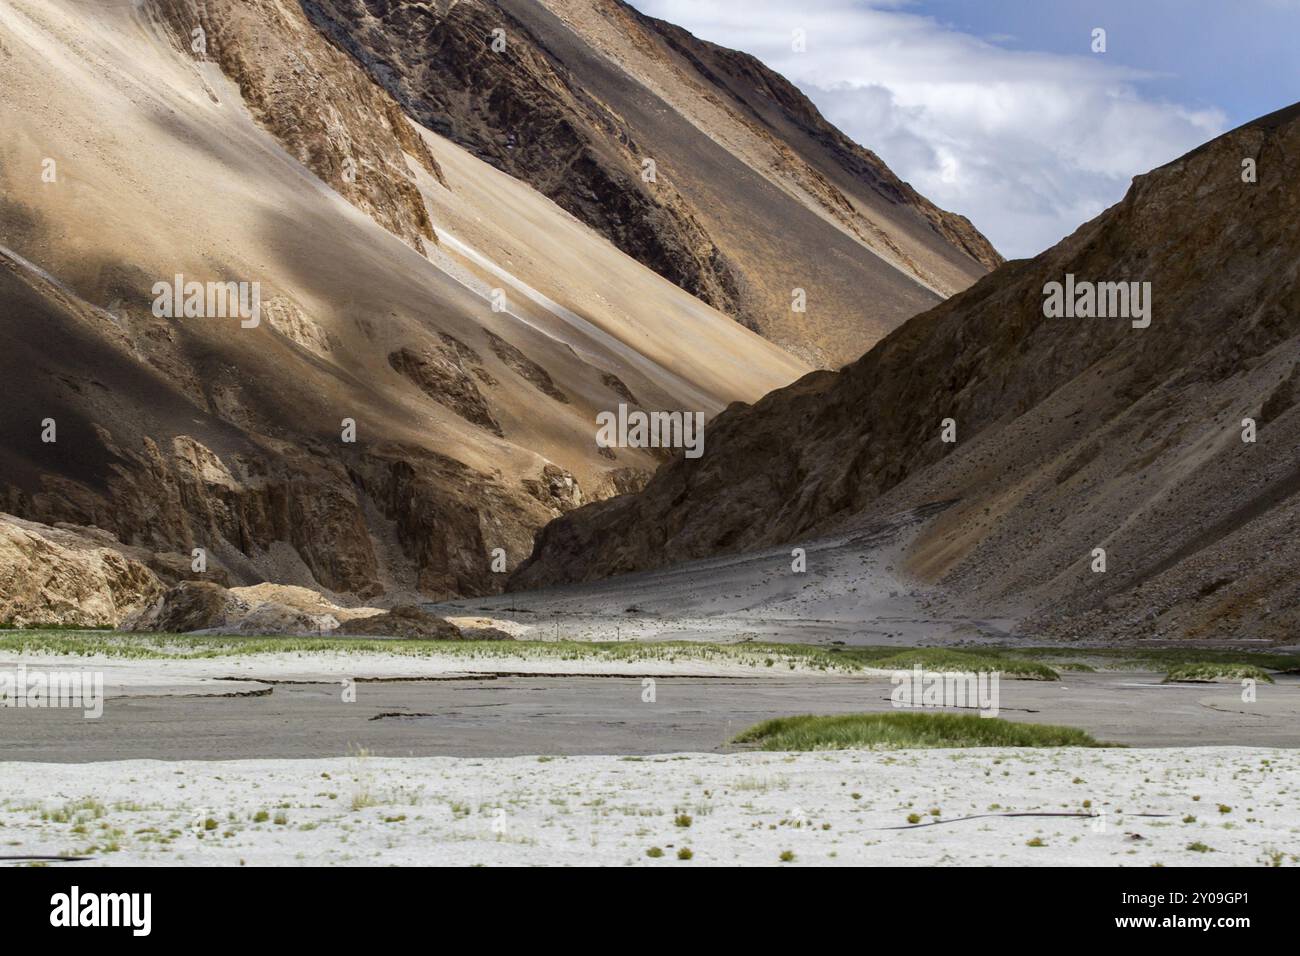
[512,104,1300,643]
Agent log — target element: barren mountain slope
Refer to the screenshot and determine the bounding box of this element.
[299,0,999,367]
[512,104,1300,644]
[0,0,804,608]
[544,0,1001,280]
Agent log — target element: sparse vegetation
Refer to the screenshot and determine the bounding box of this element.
[1012,646,1298,674]
[869,648,1058,680]
[733,712,1112,751]
[0,632,1037,676]
[4,632,1294,685]
[1163,663,1273,684]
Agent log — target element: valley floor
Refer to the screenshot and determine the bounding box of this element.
[3,515,1295,865]
[439,509,1020,646]
[3,748,1297,866]
[3,638,1298,865]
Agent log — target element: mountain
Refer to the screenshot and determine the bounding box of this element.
[299,0,1000,367]
[512,103,1300,644]
[0,0,810,610]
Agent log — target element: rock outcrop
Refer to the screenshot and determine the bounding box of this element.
[337,604,465,640]
[387,345,504,436]
[122,580,468,638]
[150,0,442,249]
[0,514,164,628]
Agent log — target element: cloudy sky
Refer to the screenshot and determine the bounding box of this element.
[631,0,1300,258]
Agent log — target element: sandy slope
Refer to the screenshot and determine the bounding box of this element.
[411,120,807,419]
[0,0,806,600]
[496,0,952,367]
[4,749,1296,865]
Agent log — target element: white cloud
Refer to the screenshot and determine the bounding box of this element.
[634,0,1226,258]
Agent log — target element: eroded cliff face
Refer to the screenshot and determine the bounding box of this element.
[297,0,1000,367]
[512,104,1300,643]
[148,0,442,250]
[0,507,475,634]
[3,429,555,602]
[301,0,748,319]
[0,254,559,600]
[0,514,165,628]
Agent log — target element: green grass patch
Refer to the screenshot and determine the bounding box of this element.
[732,712,1112,751]
[1163,663,1274,684]
[869,647,1058,680]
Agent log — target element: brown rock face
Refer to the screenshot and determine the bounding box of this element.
[485,332,569,404]
[522,464,585,513]
[10,430,388,600]
[511,104,1300,643]
[299,0,1000,366]
[150,0,442,249]
[130,580,233,633]
[301,0,747,317]
[337,605,465,640]
[347,445,556,597]
[0,514,165,628]
[388,345,503,436]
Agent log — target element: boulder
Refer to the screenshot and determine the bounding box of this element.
[0,514,164,628]
[337,604,464,640]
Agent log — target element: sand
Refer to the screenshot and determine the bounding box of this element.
[3,748,1296,866]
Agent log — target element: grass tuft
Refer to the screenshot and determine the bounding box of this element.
[1163,663,1274,684]
[732,712,1112,751]
[871,648,1058,680]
